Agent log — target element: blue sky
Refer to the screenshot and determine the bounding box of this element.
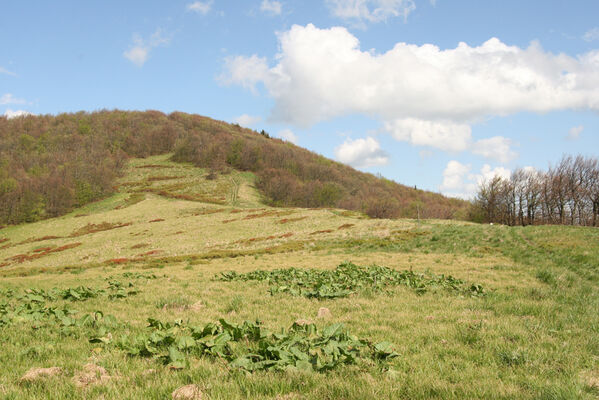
[1,0,598,198]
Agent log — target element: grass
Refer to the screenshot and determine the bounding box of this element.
[0,155,598,399]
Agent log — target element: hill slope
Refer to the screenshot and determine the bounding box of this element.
[0,110,468,225]
[0,155,598,398]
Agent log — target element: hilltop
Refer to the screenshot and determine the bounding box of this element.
[0,110,468,226]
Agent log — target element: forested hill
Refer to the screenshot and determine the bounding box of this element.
[0,110,468,225]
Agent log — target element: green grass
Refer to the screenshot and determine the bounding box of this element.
[1,155,599,399]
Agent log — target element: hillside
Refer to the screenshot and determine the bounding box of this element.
[0,110,468,226]
[1,155,599,398]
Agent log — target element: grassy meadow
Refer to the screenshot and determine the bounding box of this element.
[1,155,598,399]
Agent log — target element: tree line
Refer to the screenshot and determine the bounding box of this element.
[0,110,468,225]
[473,155,599,226]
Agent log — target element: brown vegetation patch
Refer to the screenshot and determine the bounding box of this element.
[107,258,131,265]
[0,262,10,268]
[32,246,55,253]
[222,218,238,224]
[131,243,150,249]
[70,221,132,237]
[148,218,165,223]
[18,235,62,245]
[279,216,307,224]
[74,213,89,218]
[243,210,294,220]
[4,242,82,264]
[191,208,224,216]
[20,367,63,383]
[0,238,10,244]
[73,364,111,388]
[236,232,295,245]
[310,229,333,235]
[338,223,355,230]
[147,175,185,182]
[137,250,162,257]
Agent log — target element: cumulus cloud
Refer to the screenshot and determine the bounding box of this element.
[222,24,599,160]
[335,136,389,168]
[583,28,599,42]
[187,1,213,14]
[0,67,16,76]
[123,29,171,67]
[261,0,282,15]
[472,136,517,163]
[277,128,298,144]
[0,93,26,105]
[326,0,415,23]
[384,118,471,152]
[234,114,262,127]
[567,125,583,140]
[440,161,511,199]
[221,55,269,93]
[4,109,34,119]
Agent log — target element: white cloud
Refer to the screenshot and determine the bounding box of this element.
[4,109,34,119]
[224,25,599,124]
[123,45,149,67]
[222,24,599,160]
[472,136,517,163]
[261,0,282,15]
[583,28,599,42]
[0,93,26,105]
[234,114,262,127]
[335,136,389,168]
[567,125,583,140]
[220,55,269,93]
[440,161,510,199]
[0,67,16,76]
[123,29,171,67]
[326,0,415,23]
[440,160,475,198]
[277,128,298,144]
[187,1,213,14]
[384,118,471,152]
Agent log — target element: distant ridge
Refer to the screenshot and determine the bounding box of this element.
[0,110,468,225]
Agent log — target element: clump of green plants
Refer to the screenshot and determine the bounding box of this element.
[116,318,398,372]
[8,281,139,305]
[0,288,118,334]
[217,261,485,299]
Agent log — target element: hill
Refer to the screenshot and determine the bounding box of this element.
[0,110,468,226]
[0,155,598,398]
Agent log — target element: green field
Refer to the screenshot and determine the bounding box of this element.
[1,155,598,399]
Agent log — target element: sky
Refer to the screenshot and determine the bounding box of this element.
[1,0,598,198]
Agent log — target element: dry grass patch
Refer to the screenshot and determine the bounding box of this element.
[70,221,132,237]
[279,217,307,224]
[19,367,63,383]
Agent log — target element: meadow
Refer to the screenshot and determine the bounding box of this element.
[1,155,598,399]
